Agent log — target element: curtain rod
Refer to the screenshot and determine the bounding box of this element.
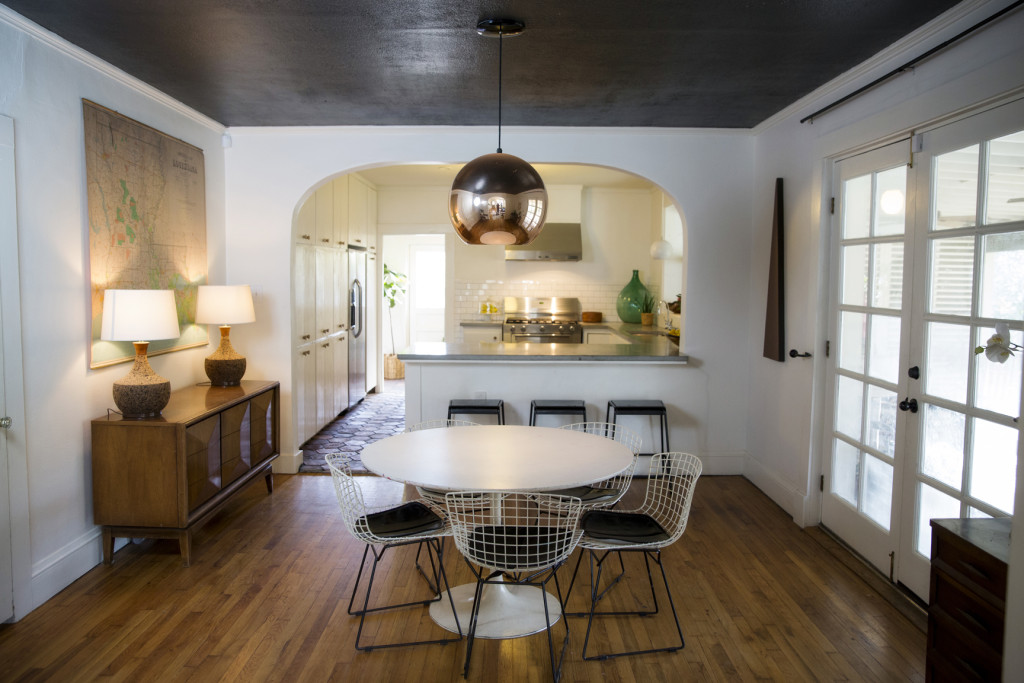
[801,0,1024,124]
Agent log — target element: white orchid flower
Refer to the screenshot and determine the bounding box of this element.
[976,322,1021,364]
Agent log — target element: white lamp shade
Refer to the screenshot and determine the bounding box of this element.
[100,289,181,341]
[195,285,256,325]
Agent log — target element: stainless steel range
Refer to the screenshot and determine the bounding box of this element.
[502,297,583,343]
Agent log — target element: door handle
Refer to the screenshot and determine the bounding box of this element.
[898,397,918,413]
[0,416,11,429]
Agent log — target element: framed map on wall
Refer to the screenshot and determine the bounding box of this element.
[84,100,208,368]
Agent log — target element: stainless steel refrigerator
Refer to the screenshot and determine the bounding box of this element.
[347,248,367,408]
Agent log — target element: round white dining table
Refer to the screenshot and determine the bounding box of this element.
[360,424,633,639]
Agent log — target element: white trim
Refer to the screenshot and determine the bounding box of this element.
[744,456,812,527]
[753,0,1019,134]
[0,5,225,134]
[273,450,303,474]
[29,529,103,614]
[0,114,32,621]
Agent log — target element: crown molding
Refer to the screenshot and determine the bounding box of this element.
[0,5,225,133]
[752,0,1011,134]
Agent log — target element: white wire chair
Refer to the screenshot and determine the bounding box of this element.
[537,422,642,510]
[325,453,462,651]
[445,491,583,682]
[406,419,482,505]
[565,451,702,660]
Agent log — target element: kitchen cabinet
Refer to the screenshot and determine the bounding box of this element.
[332,331,349,415]
[333,249,349,336]
[295,344,316,444]
[294,243,315,344]
[463,325,502,344]
[314,182,334,246]
[365,248,378,393]
[348,174,369,248]
[295,194,314,244]
[316,337,335,427]
[91,381,279,566]
[926,518,1009,681]
[314,246,335,339]
[332,176,349,247]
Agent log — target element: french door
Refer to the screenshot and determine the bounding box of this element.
[823,99,1024,600]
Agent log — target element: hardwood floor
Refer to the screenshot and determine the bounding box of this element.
[0,474,925,682]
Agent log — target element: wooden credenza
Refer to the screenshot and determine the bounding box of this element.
[927,517,1010,681]
[92,380,280,566]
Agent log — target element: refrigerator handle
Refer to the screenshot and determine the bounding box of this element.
[351,279,363,338]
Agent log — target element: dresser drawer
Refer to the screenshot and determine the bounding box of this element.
[928,608,1001,681]
[931,525,1007,604]
[930,569,1003,653]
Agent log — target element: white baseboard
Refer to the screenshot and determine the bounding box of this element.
[29,528,104,614]
[273,450,303,474]
[743,456,812,526]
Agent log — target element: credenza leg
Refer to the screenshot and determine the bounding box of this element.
[265,471,274,494]
[179,531,192,567]
[102,528,114,565]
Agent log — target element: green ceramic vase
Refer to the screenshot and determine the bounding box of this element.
[616,269,649,324]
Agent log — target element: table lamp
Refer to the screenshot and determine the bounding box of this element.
[100,289,181,418]
[195,285,256,386]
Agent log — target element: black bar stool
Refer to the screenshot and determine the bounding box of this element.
[529,399,587,426]
[606,400,669,455]
[448,399,505,424]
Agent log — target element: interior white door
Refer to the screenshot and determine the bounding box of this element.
[0,115,17,622]
[822,139,915,578]
[896,101,1024,598]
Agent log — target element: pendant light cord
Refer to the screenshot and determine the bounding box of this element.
[496,27,503,153]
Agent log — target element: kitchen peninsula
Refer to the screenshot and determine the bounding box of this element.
[399,330,693,471]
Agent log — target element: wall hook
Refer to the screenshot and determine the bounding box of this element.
[789,349,812,358]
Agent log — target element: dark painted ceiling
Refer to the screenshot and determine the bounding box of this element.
[4,0,964,128]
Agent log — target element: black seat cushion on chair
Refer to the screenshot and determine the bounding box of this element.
[545,485,619,504]
[360,502,445,538]
[467,525,571,569]
[581,510,670,545]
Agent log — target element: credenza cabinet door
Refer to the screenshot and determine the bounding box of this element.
[186,415,221,512]
[250,388,277,464]
[220,401,253,487]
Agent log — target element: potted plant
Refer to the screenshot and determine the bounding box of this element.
[382,263,407,379]
[640,291,657,326]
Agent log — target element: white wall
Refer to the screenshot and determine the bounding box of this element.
[0,9,226,615]
[225,127,754,473]
[745,1,1024,673]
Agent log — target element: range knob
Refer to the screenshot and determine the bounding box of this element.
[538,325,546,332]
[558,325,565,332]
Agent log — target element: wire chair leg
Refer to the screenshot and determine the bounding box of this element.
[347,544,372,616]
[352,541,463,652]
[564,549,629,617]
[462,572,487,678]
[581,549,684,660]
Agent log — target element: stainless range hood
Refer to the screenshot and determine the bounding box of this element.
[505,223,582,261]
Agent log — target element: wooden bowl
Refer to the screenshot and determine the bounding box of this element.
[581,311,602,323]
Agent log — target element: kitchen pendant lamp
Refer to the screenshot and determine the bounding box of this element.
[449,19,548,246]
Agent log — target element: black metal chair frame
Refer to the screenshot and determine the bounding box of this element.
[448,399,505,424]
[605,400,669,456]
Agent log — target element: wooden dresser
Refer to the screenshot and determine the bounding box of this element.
[92,380,280,566]
[927,517,1010,682]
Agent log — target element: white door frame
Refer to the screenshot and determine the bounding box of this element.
[0,114,31,621]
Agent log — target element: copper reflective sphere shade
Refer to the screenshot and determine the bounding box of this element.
[449,18,548,246]
[449,152,548,245]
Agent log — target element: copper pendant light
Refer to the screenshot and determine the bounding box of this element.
[449,19,548,246]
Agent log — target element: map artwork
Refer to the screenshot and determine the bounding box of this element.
[84,100,208,368]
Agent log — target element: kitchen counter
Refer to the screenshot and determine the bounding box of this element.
[450,320,684,362]
[400,338,686,363]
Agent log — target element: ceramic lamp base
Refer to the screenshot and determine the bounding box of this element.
[205,325,247,386]
[112,342,172,418]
